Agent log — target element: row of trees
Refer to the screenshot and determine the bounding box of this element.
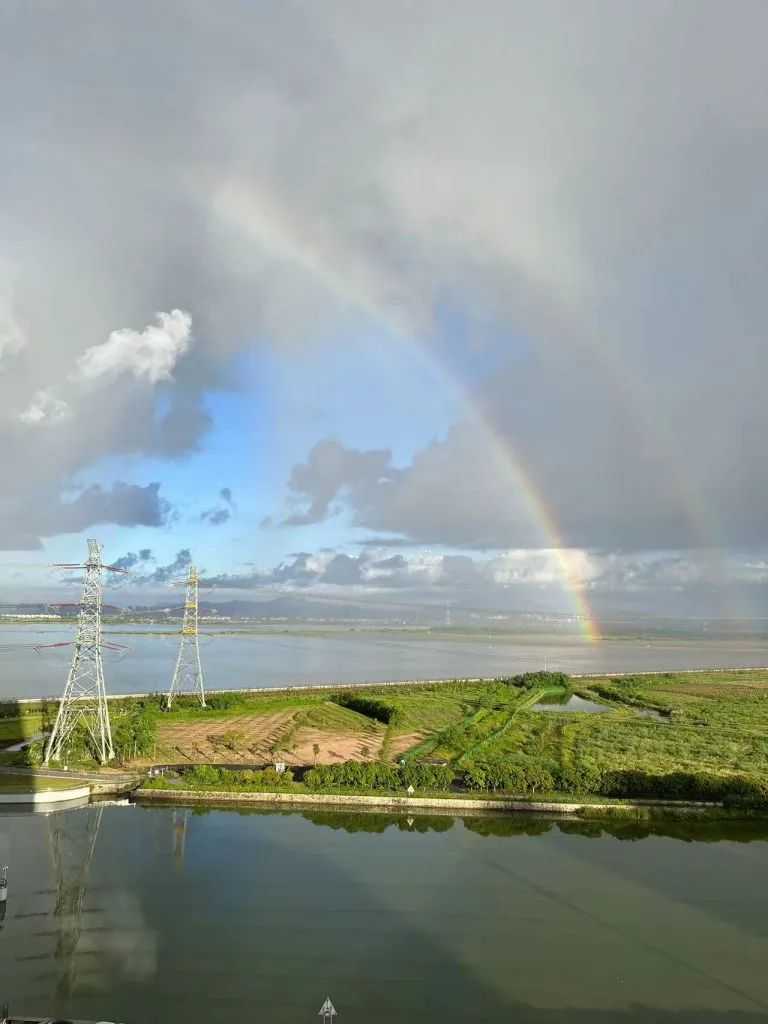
[184,764,295,788]
[167,754,768,806]
[461,754,768,804]
[304,760,454,791]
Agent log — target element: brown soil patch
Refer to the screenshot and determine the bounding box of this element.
[288,726,385,766]
[387,731,426,759]
[153,712,300,764]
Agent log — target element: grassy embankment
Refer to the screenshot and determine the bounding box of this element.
[139,669,768,809]
[6,669,768,809]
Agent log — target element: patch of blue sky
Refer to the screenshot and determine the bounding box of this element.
[37,309,505,575]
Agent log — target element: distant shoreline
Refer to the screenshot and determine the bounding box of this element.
[10,663,768,705]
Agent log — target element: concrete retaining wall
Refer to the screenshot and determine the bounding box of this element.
[134,788,721,816]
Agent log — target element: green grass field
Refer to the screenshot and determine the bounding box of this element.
[0,712,44,747]
[148,670,768,803]
[10,669,768,805]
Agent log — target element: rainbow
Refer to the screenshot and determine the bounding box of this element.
[217,179,604,639]
[399,341,603,642]
[475,415,602,643]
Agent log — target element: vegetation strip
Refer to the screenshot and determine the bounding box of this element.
[5,668,768,811]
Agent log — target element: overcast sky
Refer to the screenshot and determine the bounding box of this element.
[1,1,767,622]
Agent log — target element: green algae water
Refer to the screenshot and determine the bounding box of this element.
[1,804,767,1022]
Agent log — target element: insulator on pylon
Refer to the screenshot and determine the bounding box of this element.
[165,566,206,709]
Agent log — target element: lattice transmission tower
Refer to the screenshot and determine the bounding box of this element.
[166,566,206,709]
[43,539,125,766]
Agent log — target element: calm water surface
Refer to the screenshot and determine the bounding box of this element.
[1,803,767,1022]
[3,624,768,700]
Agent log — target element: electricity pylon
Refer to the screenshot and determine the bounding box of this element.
[44,540,125,765]
[166,566,206,709]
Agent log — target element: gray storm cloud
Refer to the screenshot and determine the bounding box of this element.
[0,1,766,571]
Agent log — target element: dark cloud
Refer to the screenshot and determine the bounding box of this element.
[56,483,171,534]
[321,554,365,585]
[152,398,213,458]
[187,544,768,622]
[0,482,172,550]
[1,2,767,578]
[111,548,155,572]
[128,548,192,585]
[271,553,319,586]
[283,440,393,526]
[200,487,235,526]
[201,507,231,526]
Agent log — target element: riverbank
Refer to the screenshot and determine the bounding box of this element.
[5,667,768,810]
[135,785,749,823]
[0,765,142,804]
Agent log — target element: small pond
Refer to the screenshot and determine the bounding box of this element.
[531,693,610,713]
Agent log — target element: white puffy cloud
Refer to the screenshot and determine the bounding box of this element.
[74,309,192,384]
[19,388,71,426]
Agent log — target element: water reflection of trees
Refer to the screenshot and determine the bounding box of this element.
[301,810,455,834]
[296,809,768,843]
[463,814,768,844]
[152,802,768,843]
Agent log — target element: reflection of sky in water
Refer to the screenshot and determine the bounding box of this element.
[4,623,768,699]
[0,806,158,1010]
[1,805,768,1022]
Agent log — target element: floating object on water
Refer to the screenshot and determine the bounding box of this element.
[318,996,337,1021]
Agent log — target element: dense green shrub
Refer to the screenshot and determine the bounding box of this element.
[330,693,399,724]
[112,706,157,762]
[502,671,571,691]
[205,692,247,711]
[187,764,224,785]
[462,757,554,795]
[596,768,768,804]
[303,760,454,792]
[175,765,297,789]
[400,761,455,791]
